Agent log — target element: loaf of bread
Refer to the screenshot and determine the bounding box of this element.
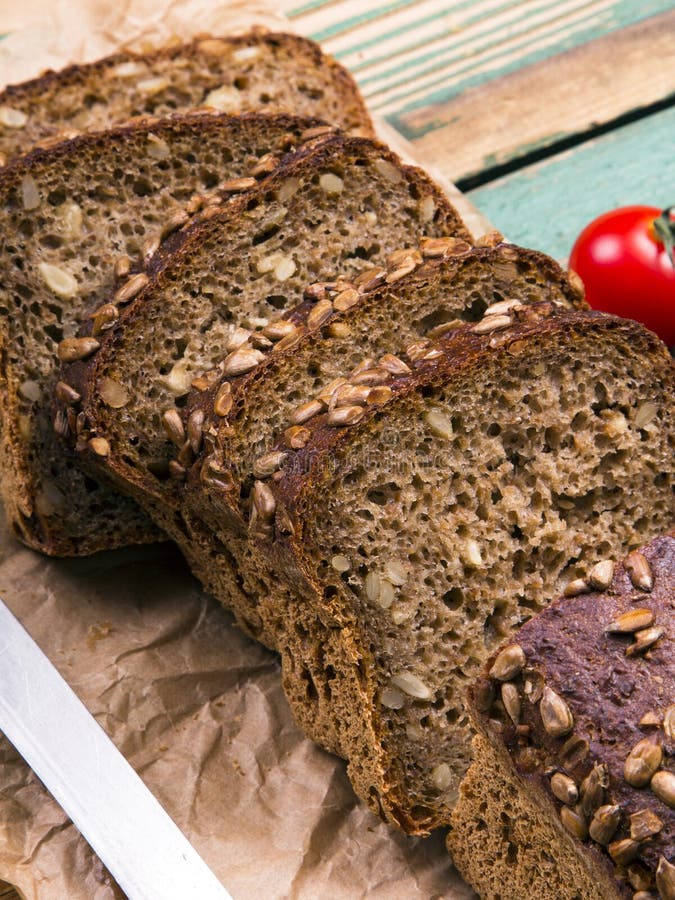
[172,305,673,833]
[449,533,674,900]
[173,239,585,649]
[0,31,373,163]
[0,111,325,555]
[58,134,471,546]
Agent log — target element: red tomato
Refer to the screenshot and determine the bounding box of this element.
[569,205,675,346]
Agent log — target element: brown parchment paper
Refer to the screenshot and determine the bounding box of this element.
[0,1,480,896]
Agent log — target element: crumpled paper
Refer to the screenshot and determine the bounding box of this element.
[0,2,481,895]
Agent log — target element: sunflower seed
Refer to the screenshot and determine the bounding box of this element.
[380,353,412,376]
[306,298,334,330]
[353,267,387,293]
[580,764,608,817]
[380,684,405,709]
[220,176,257,194]
[225,326,252,353]
[624,551,653,592]
[0,105,28,127]
[300,124,337,142]
[630,808,663,841]
[263,320,297,342]
[88,436,110,457]
[471,314,512,335]
[55,381,81,404]
[560,806,587,841]
[624,739,663,788]
[607,608,655,634]
[540,686,574,737]
[213,382,233,417]
[656,856,675,900]
[331,288,360,312]
[501,682,521,725]
[390,671,432,700]
[327,405,365,426]
[563,578,591,597]
[251,153,279,178]
[626,625,665,656]
[331,555,350,573]
[223,347,264,376]
[161,409,185,447]
[290,399,323,425]
[664,706,675,742]
[91,303,119,336]
[608,838,640,866]
[651,770,675,809]
[633,401,659,429]
[38,263,78,297]
[484,299,523,318]
[420,236,471,258]
[57,337,100,362]
[431,763,452,791]
[114,272,149,305]
[368,386,393,405]
[168,460,187,481]
[425,408,454,439]
[588,804,621,845]
[21,174,40,209]
[187,409,205,454]
[559,734,590,768]
[490,644,526,682]
[350,367,390,387]
[551,772,578,805]
[253,450,287,479]
[639,711,662,728]
[333,384,372,408]
[98,377,129,409]
[588,559,615,590]
[284,425,311,449]
[252,480,276,521]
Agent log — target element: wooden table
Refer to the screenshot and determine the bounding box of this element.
[1,1,673,897]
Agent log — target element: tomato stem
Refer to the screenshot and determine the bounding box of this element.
[653,206,675,267]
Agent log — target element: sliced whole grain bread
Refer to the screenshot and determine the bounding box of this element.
[449,532,675,900]
[0,111,324,555]
[170,240,586,648]
[189,304,673,833]
[59,134,471,543]
[0,30,373,163]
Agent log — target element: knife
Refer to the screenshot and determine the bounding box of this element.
[0,597,232,900]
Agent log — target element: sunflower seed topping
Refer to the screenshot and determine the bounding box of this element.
[664,706,675,742]
[187,409,205,454]
[253,450,287,479]
[626,625,665,657]
[431,762,452,791]
[550,772,578,805]
[350,367,390,387]
[634,401,659,429]
[651,770,675,809]
[588,559,615,590]
[331,555,350,573]
[540,686,574,737]
[114,272,149,306]
[560,806,588,841]
[38,263,78,297]
[223,347,264,376]
[91,303,119,335]
[55,381,81,404]
[607,608,655,634]
[57,337,100,362]
[252,480,276,521]
[563,578,591,598]
[380,353,412,376]
[489,644,526,682]
[501,682,521,725]
[425,408,454,439]
[420,236,471,258]
[608,838,640,866]
[580,764,608,817]
[630,808,664,841]
[327,405,365,426]
[624,739,663,788]
[88,436,110,457]
[624,551,654,592]
[306,298,334,330]
[332,287,360,312]
[98,377,129,409]
[161,409,185,448]
[290,399,324,425]
[588,805,622,845]
[213,382,233,417]
[656,856,675,900]
[380,684,405,710]
[283,425,311,449]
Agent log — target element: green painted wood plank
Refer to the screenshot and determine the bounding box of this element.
[467,105,675,262]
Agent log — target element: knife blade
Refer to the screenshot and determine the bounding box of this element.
[0,596,232,900]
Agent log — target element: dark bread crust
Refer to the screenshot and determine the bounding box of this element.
[0,111,321,555]
[61,133,471,522]
[189,306,673,833]
[451,533,675,898]
[0,31,373,161]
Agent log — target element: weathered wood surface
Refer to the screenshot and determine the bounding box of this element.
[468,103,675,260]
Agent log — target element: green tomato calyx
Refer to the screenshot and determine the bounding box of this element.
[653,206,675,267]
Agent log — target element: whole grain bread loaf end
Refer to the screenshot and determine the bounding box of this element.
[171,239,585,649]
[200,306,672,833]
[59,134,471,548]
[449,533,675,900]
[0,112,323,555]
[0,30,373,163]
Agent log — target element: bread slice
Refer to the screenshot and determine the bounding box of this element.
[186,305,672,833]
[60,134,471,548]
[173,240,585,649]
[0,111,327,555]
[449,533,675,900]
[0,30,373,163]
